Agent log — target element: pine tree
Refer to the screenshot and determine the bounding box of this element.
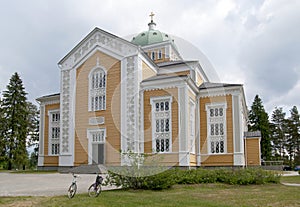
[270,107,287,160]
[286,106,300,166]
[1,72,29,170]
[248,95,272,160]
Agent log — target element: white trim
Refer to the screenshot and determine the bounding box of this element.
[87,128,106,165]
[38,156,44,166]
[200,86,242,98]
[232,94,245,166]
[88,65,107,111]
[178,85,189,166]
[58,28,138,69]
[138,53,157,74]
[38,105,45,156]
[188,98,196,154]
[206,102,227,155]
[47,109,60,156]
[150,96,173,153]
[141,76,188,91]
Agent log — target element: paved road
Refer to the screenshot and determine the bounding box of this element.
[0,173,116,196]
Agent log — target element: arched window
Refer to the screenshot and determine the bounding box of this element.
[89,68,106,111]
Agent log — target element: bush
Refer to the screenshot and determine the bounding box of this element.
[104,167,281,190]
[106,166,280,190]
[104,168,175,190]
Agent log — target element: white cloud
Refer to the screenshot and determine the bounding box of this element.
[0,0,299,115]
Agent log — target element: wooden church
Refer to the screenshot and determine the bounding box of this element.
[37,14,261,171]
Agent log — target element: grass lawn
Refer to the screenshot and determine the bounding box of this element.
[281,175,300,184]
[0,183,299,207]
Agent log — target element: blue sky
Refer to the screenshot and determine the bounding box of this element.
[0,0,299,115]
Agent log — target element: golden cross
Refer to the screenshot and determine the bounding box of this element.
[149,12,155,22]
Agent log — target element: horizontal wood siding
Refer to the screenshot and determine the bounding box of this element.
[142,61,156,80]
[143,88,179,155]
[75,51,121,166]
[190,154,197,166]
[246,138,260,166]
[44,156,59,166]
[199,95,233,166]
[201,154,233,166]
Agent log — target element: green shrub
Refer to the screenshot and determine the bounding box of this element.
[104,167,281,190]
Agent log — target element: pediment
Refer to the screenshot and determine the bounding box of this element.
[58,27,139,69]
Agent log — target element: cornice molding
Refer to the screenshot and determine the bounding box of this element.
[58,28,139,70]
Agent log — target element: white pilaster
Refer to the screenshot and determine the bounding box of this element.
[232,94,245,166]
[59,67,75,166]
[178,84,189,166]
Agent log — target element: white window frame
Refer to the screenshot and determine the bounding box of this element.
[87,128,106,164]
[88,67,107,111]
[150,96,173,153]
[189,99,195,154]
[205,103,227,154]
[151,51,155,60]
[48,110,60,155]
[158,50,162,59]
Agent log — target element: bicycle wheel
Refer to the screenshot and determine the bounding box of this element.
[68,183,77,198]
[88,183,102,197]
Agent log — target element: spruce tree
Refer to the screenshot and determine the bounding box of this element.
[26,101,39,168]
[1,72,29,170]
[286,106,300,166]
[0,97,7,167]
[270,107,287,160]
[248,95,272,160]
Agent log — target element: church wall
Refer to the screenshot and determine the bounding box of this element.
[43,103,60,166]
[245,138,260,166]
[146,47,170,63]
[143,88,179,165]
[142,61,156,80]
[199,95,234,166]
[74,50,121,166]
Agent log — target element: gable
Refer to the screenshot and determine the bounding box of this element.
[58,27,139,70]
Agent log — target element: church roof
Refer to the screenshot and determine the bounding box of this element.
[142,74,188,82]
[157,60,198,68]
[131,13,174,47]
[199,82,242,90]
[36,93,60,102]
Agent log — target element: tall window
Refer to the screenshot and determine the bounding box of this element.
[206,103,227,154]
[189,100,195,154]
[89,68,106,111]
[49,110,60,155]
[151,51,155,60]
[157,50,162,59]
[151,97,172,153]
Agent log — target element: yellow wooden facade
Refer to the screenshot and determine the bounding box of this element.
[37,21,260,170]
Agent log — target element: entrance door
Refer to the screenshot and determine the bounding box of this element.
[92,143,105,164]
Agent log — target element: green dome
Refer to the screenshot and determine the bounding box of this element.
[131,21,173,46]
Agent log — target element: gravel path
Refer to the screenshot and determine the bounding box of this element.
[0,173,116,196]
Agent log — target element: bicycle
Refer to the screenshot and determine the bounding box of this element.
[67,173,79,198]
[88,174,103,197]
